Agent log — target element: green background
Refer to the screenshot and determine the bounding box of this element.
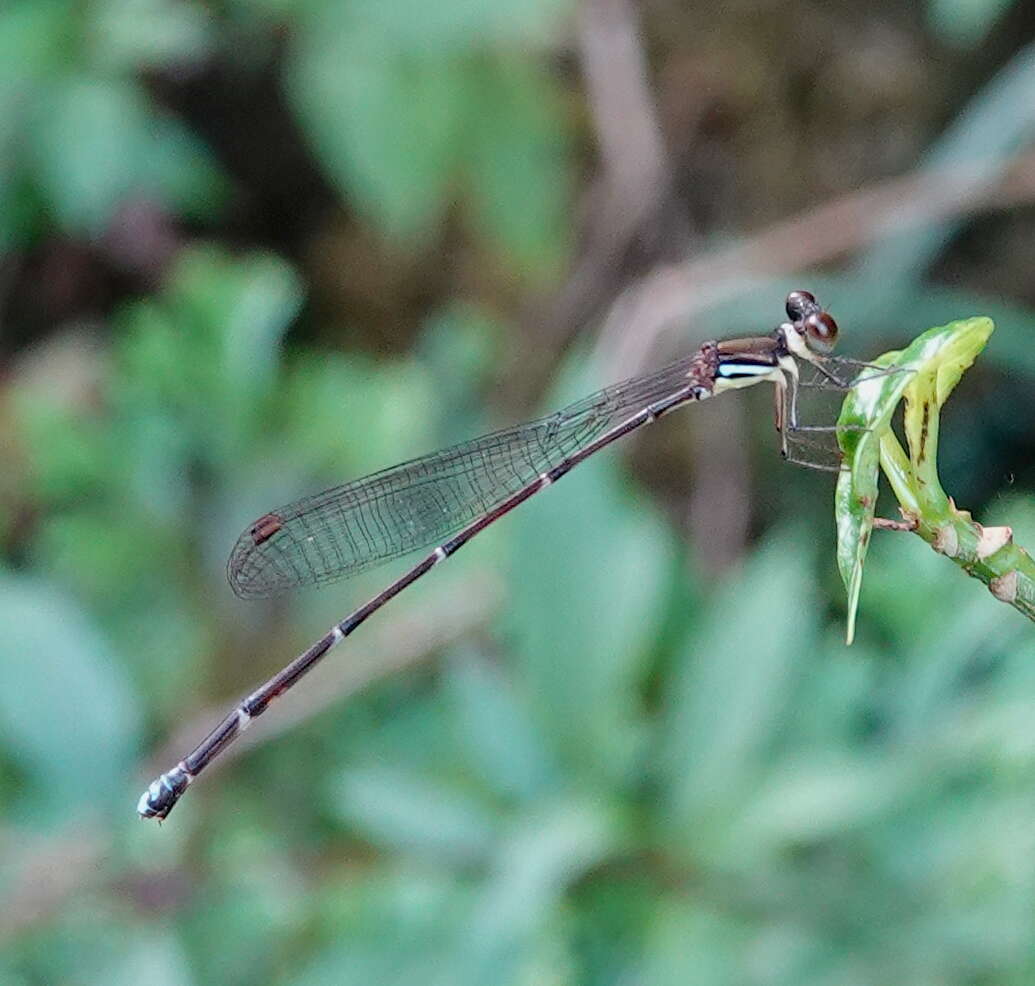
[3,1,1035,984]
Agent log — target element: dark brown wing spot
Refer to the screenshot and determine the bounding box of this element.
[250,512,284,546]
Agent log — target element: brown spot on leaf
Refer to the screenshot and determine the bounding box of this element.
[917,402,930,464]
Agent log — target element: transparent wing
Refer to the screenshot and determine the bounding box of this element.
[227,355,701,598]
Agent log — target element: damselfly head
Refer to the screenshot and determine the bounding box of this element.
[781,290,839,358]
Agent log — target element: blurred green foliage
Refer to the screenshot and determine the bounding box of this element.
[287,4,571,268]
[3,2,1035,986]
[0,0,223,246]
[0,0,570,273]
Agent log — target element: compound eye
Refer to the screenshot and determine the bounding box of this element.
[804,311,838,354]
[785,289,817,322]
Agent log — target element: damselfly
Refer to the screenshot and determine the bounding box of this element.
[139,290,847,820]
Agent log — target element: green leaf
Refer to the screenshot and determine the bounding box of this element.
[835,316,994,642]
[0,1,69,86]
[725,753,912,853]
[504,447,673,780]
[460,797,616,979]
[87,0,215,72]
[332,765,497,862]
[286,9,571,263]
[340,0,566,49]
[445,650,556,802]
[287,17,466,239]
[174,247,302,406]
[31,77,145,233]
[0,575,140,819]
[465,61,571,275]
[641,901,745,986]
[114,246,302,465]
[928,0,1014,49]
[417,302,501,429]
[834,350,902,646]
[662,531,820,827]
[29,76,223,235]
[290,869,467,986]
[903,315,995,472]
[280,353,436,478]
[12,389,111,503]
[93,933,194,986]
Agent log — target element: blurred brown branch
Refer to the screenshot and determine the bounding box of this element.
[576,0,682,240]
[595,147,1035,373]
[519,0,690,383]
